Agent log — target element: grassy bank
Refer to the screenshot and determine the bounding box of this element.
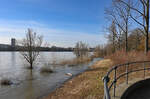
[43,59,112,99]
[43,50,150,99]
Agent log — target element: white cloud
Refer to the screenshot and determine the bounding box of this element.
[0,19,107,47]
[0,37,11,44]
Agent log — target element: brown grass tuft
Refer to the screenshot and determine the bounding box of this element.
[0,78,12,86]
[40,67,53,74]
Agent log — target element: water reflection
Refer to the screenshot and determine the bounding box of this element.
[24,70,35,99]
[11,52,16,67]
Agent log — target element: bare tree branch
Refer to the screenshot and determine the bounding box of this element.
[18,28,43,69]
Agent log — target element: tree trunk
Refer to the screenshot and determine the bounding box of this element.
[145,34,149,54]
[125,31,128,52]
[30,56,33,69]
[113,32,115,53]
[145,0,149,54]
[30,62,33,69]
[113,41,115,53]
[125,19,128,52]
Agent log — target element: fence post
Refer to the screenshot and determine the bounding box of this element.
[126,63,129,84]
[103,76,110,99]
[113,68,117,97]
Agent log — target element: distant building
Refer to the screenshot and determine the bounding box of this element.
[11,38,16,48]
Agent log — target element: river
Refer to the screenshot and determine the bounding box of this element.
[0,52,100,99]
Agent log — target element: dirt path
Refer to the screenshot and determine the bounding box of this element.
[42,59,112,99]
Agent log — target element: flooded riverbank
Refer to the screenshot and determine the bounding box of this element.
[0,52,100,99]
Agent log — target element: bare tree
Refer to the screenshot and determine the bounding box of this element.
[105,0,131,52]
[107,20,124,51]
[74,41,89,58]
[19,29,43,69]
[117,0,149,54]
[107,21,118,52]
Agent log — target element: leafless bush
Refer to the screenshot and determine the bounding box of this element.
[0,78,12,86]
[74,41,89,58]
[40,67,53,74]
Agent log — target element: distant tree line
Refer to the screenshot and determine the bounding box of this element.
[0,44,73,52]
[0,44,95,52]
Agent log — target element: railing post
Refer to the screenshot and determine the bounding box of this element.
[103,76,110,99]
[143,63,146,79]
[126,63,129,84]
[103,61,150,99]
[113,68,117,97]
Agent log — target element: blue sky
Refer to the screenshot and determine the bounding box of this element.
[0,0,110,47]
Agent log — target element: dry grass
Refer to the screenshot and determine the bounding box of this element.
[106,50,150,66]
[42,51,150,99]
[60,56,93,66]
[93,59,113,68]
[105,50,150,76]
[43,59,112,99]
[105,50,150,89]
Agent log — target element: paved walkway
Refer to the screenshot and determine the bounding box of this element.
[121,78,150,99]
[110,76,150,99]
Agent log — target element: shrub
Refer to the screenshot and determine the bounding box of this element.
[73,41,89,58]
[40,67,53,74]
[0,78,12,86]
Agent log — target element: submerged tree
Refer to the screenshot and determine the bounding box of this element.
[19,28,43,69]
[94,45,106,57]
[74,41,89,58]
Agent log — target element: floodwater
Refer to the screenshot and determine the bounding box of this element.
[0,52,100,99]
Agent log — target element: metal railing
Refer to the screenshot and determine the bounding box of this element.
[103,61,150,99]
